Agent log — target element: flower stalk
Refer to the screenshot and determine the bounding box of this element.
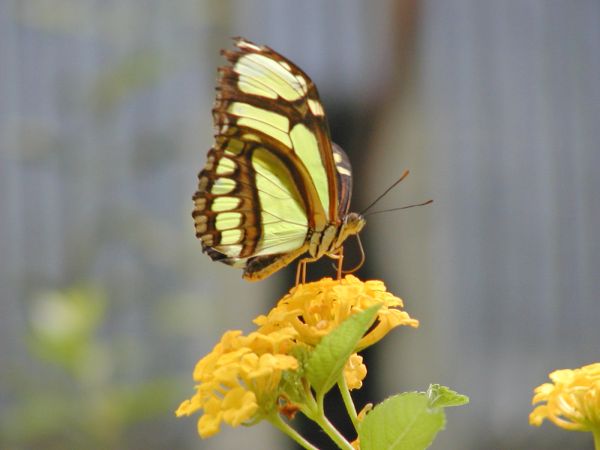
[338,376,359,429]
[267,413,318,450]
[312,412,354,450]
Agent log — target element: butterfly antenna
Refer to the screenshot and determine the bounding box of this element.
[360,170,410,215]
[365,199,433,217]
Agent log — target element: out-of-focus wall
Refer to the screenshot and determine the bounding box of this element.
[368,2,600,449]
[1,1,598,449]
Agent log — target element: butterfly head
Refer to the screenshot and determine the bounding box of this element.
[326,212,366,274]
[344,211,365,230]
[338,212,366,244]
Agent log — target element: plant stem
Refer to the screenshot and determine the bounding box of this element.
[307,392,354,450]
[303,381,319,413]
[268,413,318,450]
[299,387,354,450]
[593,428,600,450]
[338,377,359,429]
[316,414,355,450]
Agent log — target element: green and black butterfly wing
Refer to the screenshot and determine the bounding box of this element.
[192,38,353,280]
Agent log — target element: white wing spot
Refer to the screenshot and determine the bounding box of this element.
[224,138,244,155]
[194,215,208,233]
[205,156,215,170]
[195,197,206,210]
[215,243,243,257]
[295,75,308,92]
[336,166,352,176]
[308,99,324,116]
[211,177,236,195]
[238,41,262,52]
[198,177,209,192]
[212,196,241,212]
[216,212,243,230]
[220,228,243,245]
[216,158,237,175]
[242,133,261,142]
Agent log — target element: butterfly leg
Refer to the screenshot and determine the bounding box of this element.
[334,247,344,280]
[302,259,308,284]
[295,259,310,286]
[295,256,319,286]
[295,260,304,286]
[326,248,345,281]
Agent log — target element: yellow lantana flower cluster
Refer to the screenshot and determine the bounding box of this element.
[176,328,298,437]
[255,275,419,351]
[177,276,418,438]
[530,362,600,432]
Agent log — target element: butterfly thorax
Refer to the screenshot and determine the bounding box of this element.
[307,212,365,258]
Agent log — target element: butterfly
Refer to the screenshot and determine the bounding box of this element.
[192,38,365,282]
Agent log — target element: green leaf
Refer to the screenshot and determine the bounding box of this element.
[427,384,469,408]
[358,392,445,450]
[306,304,381,395]
[359,385,469,450]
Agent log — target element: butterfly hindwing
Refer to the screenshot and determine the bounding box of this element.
[332,143,353,218]
[192,136,261,262]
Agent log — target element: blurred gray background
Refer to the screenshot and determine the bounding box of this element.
[1,1,599,449]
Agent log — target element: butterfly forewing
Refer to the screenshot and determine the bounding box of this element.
[218,39,338,221]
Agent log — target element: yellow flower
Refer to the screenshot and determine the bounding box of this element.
[178,275,418,439]
[530,362,600,432]
[176,327,299,438]
[254,275,418,352]
[345,353,367,390]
